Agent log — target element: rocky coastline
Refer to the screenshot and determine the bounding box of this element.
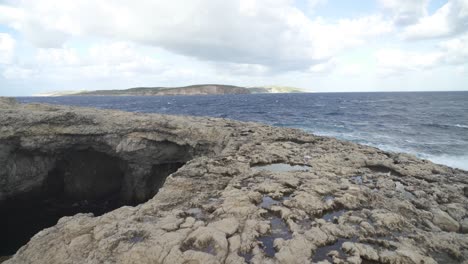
[0,97,467,264]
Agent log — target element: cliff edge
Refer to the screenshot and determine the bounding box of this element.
[0,97,467,264]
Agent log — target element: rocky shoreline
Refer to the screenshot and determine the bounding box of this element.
[1,97,467,264]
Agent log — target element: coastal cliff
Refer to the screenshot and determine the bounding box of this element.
[0,97,467,264]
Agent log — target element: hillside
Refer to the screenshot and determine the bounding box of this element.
[73,85,250,96]
[37,84,309,97]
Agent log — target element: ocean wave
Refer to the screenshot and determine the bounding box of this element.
[334,140,468,171]
[423,154,468,171]
[423,123,468,129]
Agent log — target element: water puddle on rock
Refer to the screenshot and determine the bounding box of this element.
[296,218,313,231]
[323,195,335,202]
[257,195,293,258]
[311,238,357,263]
[260,195,291,209]
[260,196,281,209]
[239,251,254,263]
[252,163,310,173]
[258,213,293,257]
[186,208,206,221]
[322,209,346,223]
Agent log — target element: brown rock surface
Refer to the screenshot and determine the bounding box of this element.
[1,97,467,264]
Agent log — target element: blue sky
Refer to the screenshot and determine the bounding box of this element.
[0,0,467,96]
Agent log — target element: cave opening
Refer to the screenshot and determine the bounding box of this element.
[0,149,186,256]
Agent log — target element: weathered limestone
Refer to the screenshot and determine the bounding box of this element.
[1,97,468,264]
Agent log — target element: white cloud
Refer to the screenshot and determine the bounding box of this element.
[376,31,468,76]
[375,49,443,76]
[402,0,468,39]
[439,33,468,65]
[0,0,392,71]
[308,59,336,73]
[379,0,429,26]
[35,47,80,66]
[0,33,15,64]
[337,63,365,76]
[3,65,34,79]
[214,62,270,76]
[0,5,24,29]
[3,41,168,81]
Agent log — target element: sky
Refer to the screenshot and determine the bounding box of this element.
[0,0,467,96]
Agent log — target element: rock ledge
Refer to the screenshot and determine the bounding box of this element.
[1,98,467,264]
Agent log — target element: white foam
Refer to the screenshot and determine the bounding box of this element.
[307,129,468,171]
[423,154,468,171]
[454,124,468,129]
[374,145,468,171]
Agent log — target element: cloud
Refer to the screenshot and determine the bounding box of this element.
[0,0,392,72]
[0,33,15,64]
[0,5,24,29]
[3,65,34,79]
[438,33,468,64]
[308,59,336,74]
[375,49,443,76]
[3,41,168,80]
[35,47,80,66]
[213,62,270,76]
[402,0,468,39]
[375,32,468,76]
[379,0,429,26]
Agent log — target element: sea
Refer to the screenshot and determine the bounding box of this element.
[17,91,468,171]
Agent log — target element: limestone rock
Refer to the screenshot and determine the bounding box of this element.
[432,209,460,232]
[0,99,467,264]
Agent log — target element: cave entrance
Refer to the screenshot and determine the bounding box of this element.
[0,149,186,256]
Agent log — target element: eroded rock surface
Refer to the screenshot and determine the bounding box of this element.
[1,97,467,264]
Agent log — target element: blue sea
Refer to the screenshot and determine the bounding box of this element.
[18,92,468,171]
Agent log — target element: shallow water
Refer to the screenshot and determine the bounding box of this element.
[322,209,346,222]
[311,238,358,262]
[257,213,293,257]
[18,92,468,170]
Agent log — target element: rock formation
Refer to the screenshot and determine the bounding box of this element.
[0,97,467,264]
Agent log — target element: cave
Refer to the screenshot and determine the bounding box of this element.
[0,149,186,256]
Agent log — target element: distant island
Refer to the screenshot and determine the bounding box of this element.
[35,84,308,96]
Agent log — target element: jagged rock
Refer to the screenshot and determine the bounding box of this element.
[1,98,468,264]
